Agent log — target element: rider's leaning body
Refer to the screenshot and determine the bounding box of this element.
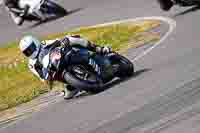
[3,0,45,25]
[3,0,28,25]
[19,35,112,99]
[4,0,21,12]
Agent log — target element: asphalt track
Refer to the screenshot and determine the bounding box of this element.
[1,0,200,133]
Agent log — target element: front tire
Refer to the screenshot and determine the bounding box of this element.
[110,54,134,78]
[64,65,103,93]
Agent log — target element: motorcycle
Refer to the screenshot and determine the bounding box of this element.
[17,0,67,25]
[43,44,134,94]
[158,0,200,11]
[177,0,200,7]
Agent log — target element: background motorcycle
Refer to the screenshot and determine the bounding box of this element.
[43,44,134,94]
[177,0,200,7]
[158,0,200,11]
[17,0,67,25]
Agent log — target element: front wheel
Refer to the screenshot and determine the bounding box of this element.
[110,53,134,78]
[64,65,103,94]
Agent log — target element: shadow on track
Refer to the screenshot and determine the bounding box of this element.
[71,68,151,100]
[28,8,83,29]
[173,5,200,17]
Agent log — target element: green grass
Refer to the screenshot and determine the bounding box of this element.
[0,20,161,111]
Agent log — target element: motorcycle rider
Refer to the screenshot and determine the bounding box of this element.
[4,0,46,25]
[3,0,28,25]
[19,35,112,99]
[157,0,200,11]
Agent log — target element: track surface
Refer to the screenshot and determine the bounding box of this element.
[1,0,200,133]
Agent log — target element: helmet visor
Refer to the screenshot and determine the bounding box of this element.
[22,42,36,57]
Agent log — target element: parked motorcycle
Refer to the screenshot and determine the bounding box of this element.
[43,44,134,93]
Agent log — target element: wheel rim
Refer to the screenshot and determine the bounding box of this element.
[71,65,100,83]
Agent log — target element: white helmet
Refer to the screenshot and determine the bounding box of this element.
[19,35,41,59]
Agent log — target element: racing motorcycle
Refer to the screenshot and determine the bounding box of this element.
[43,44,134,93]
[17,0,67,25]
[177,0,200,7]
[158,0,200,11]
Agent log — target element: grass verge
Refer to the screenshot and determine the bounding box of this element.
[0,20,161,111]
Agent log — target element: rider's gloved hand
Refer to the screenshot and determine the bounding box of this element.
[60,37,70,47]
[96,46,112,55]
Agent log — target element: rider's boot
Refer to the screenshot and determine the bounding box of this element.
[63,85,79,99]
[10,12,24,25]
[157,0,174,11]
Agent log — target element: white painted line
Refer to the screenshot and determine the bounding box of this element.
[131,17,176,62]
[53,16,176,63]
[79,16,176,62]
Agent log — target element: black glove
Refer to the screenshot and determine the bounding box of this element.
[96,46,112,55]
[60,37,70,47]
